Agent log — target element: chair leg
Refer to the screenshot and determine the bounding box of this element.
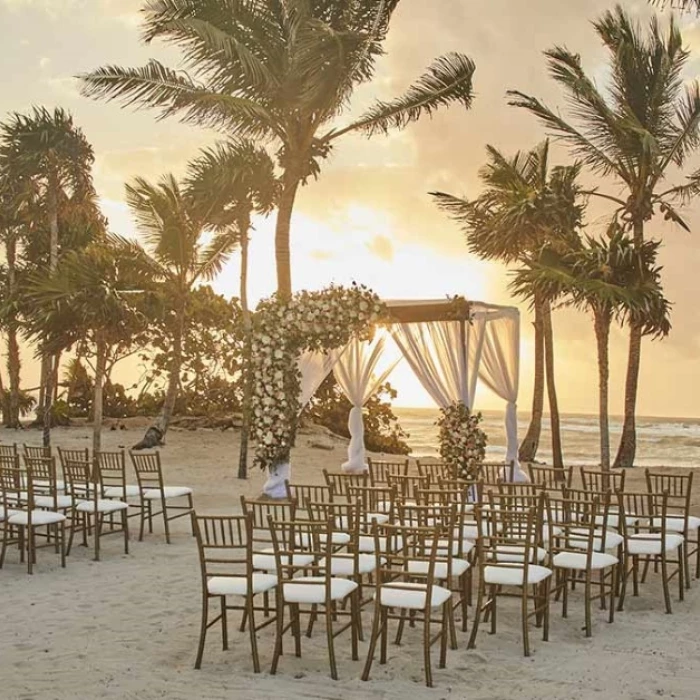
[683,539,691,591]
[679,545,685,602]
[60,522,66,568]
[361,599,382,681]
[521,588,530,657]
[147,500,153,534]
[122,510,129,555]
[423,607,433,688]
[138,497,146,541]
[460,573,469,632]
[291,603,301,657]
[467,579,484,650]
[350,591,359,661]
[632,555,640,597]
[94,514,102,562]
[543,578,551,642]
[188,494,195,536]
[439,602,448,669]
[27,526,33,575]
[489,584,498,635]
[270,597,284,675]
[194,595,209,669]
[618,552,629,612]
[608,566,616,624]
[394,608,406,645]
[661,552,672,614]
[161,496,170,544]
[325,604,338,681]
[246,595,261,674]
[219,596,228,650]
[379,607,388,665]
[584,572,592,637]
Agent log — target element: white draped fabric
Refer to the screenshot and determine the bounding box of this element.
[390,320,478,409]
[333,334,400,473]
[477,312,528,481]
[262,350,341,498]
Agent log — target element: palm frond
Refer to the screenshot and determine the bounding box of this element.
[327,52,475,140]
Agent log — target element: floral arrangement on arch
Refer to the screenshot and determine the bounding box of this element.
[250,284,386,472]
[435,401,487,479]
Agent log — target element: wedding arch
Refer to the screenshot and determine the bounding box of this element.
[249,289,522,498]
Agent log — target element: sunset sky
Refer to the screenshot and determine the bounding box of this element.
[1,0,700,417]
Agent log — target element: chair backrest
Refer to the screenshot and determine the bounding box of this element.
[192,512,252,584]
[474,502,541,569]
[645,470,692,523]
[62,458,94,501]
[616,489,670,540]
[57,446,90,471]
[284,481,334,513]
[24,444,51,459]
[579,467,625,493]
[545,492,611,560]
[322,469,370,495]
[0,444,17,457]
[368,458,409,484]
[416,460,454,481]
[386,473,430,503]
[97,450,128,497]
[0,462,25,512]
[528,464,573,490]
[241,496,296,549]
[130,451,165,493]
[307,499,362,549]
[0,453,20,470]
[347,484,397,521]
[477,461,512,484]
[23,455,59,502]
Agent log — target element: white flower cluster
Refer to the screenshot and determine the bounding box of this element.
[250,284,385,471]
[435,401,488,479]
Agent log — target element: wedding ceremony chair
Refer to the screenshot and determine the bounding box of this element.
[367,457,409,484]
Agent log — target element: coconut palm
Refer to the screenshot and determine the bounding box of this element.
[432,141,584,470]
[0,107,96,445]
[509,6,700,467]
[126,172,239,441]
[186,140,278,478]
[80,0,476,298]
[24,238,151,455]
[513,226,671,470]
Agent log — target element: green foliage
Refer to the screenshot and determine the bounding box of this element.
[303,374,410,456]
[0,389,36,425]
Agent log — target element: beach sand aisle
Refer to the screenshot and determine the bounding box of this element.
[1,425,699,700]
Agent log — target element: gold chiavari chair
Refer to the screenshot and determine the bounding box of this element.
[387,473,430,504]
[528,464,573,490]
[416,460,454,481]
[191,512,277,672]
[129,451,194,543]
[617,490,684,614]
[24,444,51,460]
[284,481,334,517]
[362,520,453,688]
[579,466,626,493]
[0,443,17,458]
[367,457,409,484]
[268,516,360,680]
[645,470,699,586]
[322,469,370,496]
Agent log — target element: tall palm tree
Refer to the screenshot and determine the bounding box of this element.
[509,6,700,467]
[25,238,150,455]
[432,142,584,470]
[513,226,671,470]
[0,107,96,445]
[80,0,476,298]
[186,140,278,478]
[126,173,238,440]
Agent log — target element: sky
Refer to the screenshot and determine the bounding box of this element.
[1,0,700,417]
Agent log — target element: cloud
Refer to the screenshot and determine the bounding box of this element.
[366,234,394,262]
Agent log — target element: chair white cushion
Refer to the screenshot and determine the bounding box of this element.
[436,537,475,557]
[8,509,66,526]
[358,535,403,553]
[0,507,18,521]
[552,551,618,571]
[626,533,684,556]
[378,582,452,610]
[252,549,315,572]
[208,573,277,596]
[650,514,700,533]
[297,531,351,547]
[594,510,638,529]
[283,576,358,604]
[568,528,624,551]
[142,486,192,500]
[103,484,141,498]
[34,495,73,509]
[460,522,495,539]
[407,558,470,579]
[328,553,377,576]
[35,479,65,492]
[484,564,552,586]
[76,499,129,513]
[542,525,563,542]
[489,544,547,564]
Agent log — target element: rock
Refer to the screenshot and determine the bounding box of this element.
[308,439,334,451]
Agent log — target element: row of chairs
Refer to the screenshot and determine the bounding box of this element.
[191,469,695,686]
[0,446,193,573]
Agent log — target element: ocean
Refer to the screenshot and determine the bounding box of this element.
[392,407,700,468]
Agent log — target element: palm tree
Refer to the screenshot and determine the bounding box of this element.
[25,238,150,455]
[513,226,671,470]
[508,6,700,467]
[126,173,238,441]
[432,142,584,471]
[0,107,96,445]
[186,140,278,478]
[80,0,476,298]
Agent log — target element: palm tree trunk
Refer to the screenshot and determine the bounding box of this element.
[275,172,301,299]
[6,231,21,428]
[238,219,252,480]
[153,302,185,438]
[593,304,612,472]
[42,180,60,447]
[519,292,545,463]
[614,216,645,469]
[92,332,107,456]
[542,298,564,474]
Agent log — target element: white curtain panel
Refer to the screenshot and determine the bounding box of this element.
[333,334,400,473]
[390,320,476,408]
[477,313,528,481]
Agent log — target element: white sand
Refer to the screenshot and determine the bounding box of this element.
[1,423,699,700]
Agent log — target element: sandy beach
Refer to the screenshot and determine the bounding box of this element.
[1,423,699,700]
